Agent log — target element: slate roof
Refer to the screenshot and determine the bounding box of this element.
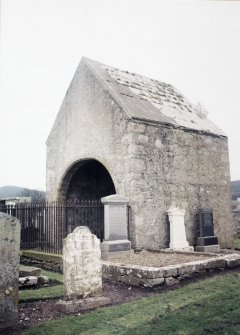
[82,58,225,137]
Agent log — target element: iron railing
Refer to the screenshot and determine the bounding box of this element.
[233,210,240,238]
[0,200,104,254]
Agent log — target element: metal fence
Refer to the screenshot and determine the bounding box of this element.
[0,200,104,254]
[233,210,240,238]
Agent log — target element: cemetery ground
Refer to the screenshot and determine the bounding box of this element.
[11,266,240,335]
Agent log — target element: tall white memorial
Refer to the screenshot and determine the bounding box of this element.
[167,207,193,251]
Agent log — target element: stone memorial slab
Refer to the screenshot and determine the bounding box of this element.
[0,213,20,331]
[19,276,38,287]
[19,275,49,288]
[63,226,102,300]
[106,204,128,240]
[101,194,131,259]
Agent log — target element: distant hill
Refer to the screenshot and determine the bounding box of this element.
[0,185,45,202]
[231,180,240,200]
[0,185,25,197]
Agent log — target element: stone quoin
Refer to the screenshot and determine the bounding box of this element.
[46,57,234,249]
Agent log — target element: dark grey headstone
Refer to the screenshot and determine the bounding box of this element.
[199,208,214,237]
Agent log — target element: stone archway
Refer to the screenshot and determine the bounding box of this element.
[59,159,116,201]
[58,159,116,240]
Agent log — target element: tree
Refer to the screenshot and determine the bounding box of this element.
[21,188,46,203]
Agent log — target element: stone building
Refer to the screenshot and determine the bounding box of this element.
[0,197,31,206]
[46,57,234,249]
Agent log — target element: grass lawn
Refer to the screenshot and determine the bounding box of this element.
[20,271,240,335]
[234,239,240,249]
[19,269,63,302]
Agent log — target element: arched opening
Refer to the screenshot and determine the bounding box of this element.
[58,159,116,240]
[59,159,116,201]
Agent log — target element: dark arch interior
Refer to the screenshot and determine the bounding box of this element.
[66,160,116,201]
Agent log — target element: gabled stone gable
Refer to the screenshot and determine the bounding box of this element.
[46,57,234,249]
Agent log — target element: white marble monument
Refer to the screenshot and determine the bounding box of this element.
[167,207,193,251]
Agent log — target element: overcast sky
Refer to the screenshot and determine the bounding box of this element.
[1,0,240,190]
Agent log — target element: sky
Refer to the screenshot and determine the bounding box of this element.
[1,0,240,190]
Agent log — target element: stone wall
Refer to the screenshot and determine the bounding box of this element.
[46,61,129,202]
[46,61,233,250]
[20,251,63,273]
[125,120,233,249]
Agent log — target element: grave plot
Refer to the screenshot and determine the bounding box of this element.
[102,249,240,288]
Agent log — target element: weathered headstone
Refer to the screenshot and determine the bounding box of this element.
[57,226,109,312]
[167,207,193,251]
[63,226,102,300]
[101,194,131,259]
[195,208,220,252]
[0,213,20,331]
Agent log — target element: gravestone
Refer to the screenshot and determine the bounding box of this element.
[0,213,21,331]
[199,208,214,237]
[57,226,109,312]
[167,207,193,251]
[63,226,101,299]
[195,208,220,252]
[101,194,131,259]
